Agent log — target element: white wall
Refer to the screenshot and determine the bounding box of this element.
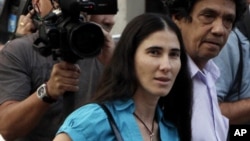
[111,0,145,35]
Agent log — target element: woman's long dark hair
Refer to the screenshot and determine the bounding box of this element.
[92,13,193,141]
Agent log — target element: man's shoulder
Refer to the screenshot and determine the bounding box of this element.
[1,33,44,58]
[3,33,38,52]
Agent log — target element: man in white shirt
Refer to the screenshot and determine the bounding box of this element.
[167,0,246,140]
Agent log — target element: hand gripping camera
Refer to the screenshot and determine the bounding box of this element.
[33,0,118,63]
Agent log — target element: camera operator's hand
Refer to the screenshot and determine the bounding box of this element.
[46,61,81,99]
[97,25,116,65]
[16,9,36,36]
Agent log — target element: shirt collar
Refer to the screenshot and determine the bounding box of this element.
[187,55,220,80]
[110,99,176,128]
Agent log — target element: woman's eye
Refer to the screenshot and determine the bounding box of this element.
[147,48,161,56]
[170,51,180,58]
[149,50,159,55]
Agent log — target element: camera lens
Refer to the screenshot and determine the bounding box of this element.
[69,22,105,58]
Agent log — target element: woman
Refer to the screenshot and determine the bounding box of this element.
[53,13,192,141]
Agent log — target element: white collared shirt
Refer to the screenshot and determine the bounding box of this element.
[0,134,5,141]
[188,56,229,141]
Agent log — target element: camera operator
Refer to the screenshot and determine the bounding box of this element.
[13,1,115,39]
[0,0,116,140]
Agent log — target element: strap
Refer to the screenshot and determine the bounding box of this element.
[63,91,75,119]
[245,10,250,40]
[228,29,243,100]
[237,9,250,41]
[228,9,250,100]
[99,104,124,141]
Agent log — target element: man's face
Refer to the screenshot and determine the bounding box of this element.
[32,0,53,18]
[88,15,115,32]
[174,0,236,68]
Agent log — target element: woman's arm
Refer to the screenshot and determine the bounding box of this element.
[53,133,72,141]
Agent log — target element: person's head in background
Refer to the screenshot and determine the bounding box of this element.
[87,15,115,32]
[247,0,250,4]
[31,0,115,32]
[167,0,246,69]
[32,0,54,18]
[93,13,193,141]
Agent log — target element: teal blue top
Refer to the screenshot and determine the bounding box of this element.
[57,99,180,141]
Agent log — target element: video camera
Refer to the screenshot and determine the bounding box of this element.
[33,0,118,63]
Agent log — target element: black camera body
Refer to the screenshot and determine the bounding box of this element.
[34,0,118,63]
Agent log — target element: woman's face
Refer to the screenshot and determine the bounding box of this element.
[134,29,181,98]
